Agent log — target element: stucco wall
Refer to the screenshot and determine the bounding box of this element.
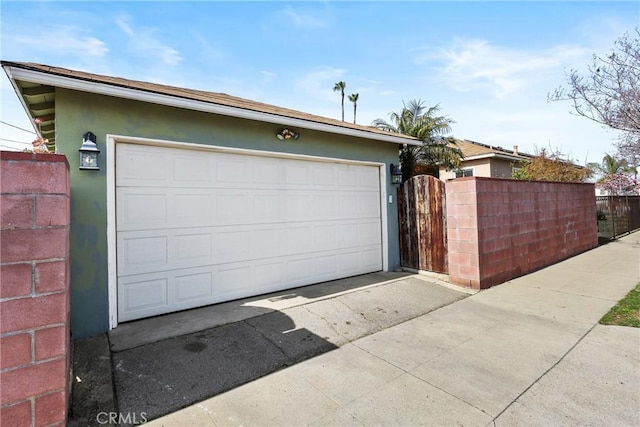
[54,88,401,338]
[440,159,492,180]
[441,158,518,180]
[446,177,598,289]
[0,152,70,427]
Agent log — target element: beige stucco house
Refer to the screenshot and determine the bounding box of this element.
[439,139,532,180]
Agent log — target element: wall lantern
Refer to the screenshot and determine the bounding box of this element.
[390,163,403,184]
[79,131,100,170]
[276,128,300,141]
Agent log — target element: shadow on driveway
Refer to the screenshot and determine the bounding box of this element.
[69,272,467,425]
[113,309,335,423]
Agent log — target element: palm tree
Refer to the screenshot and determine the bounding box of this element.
[333,81,346,121]
[348,93,359,124]
[373,99,462,181]
[589,153,638,194]
[590,153,633,176]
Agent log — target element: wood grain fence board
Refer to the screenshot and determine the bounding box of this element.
[398,175,448,273]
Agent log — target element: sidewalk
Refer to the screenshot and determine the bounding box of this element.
[148,232,640,427]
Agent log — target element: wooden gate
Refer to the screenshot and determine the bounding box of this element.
[398,175,448,273]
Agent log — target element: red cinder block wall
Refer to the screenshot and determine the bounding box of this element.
[446,177,598,289]
[1,152,71,427]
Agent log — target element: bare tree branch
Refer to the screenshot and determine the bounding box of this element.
[549,29,640,151]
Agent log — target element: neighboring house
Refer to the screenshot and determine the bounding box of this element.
[439,139,532,179]
[3,61,419,338]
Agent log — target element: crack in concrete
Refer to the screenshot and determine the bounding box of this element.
[337,298,373,323]
[302,304,343,338]
[490,323,599,424]
[196,403,219,427]
[241,318,290,363]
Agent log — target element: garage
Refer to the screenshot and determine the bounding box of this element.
[3,62,416,337]
[116,141,384,322]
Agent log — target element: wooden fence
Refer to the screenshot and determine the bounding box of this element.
[397,175,448,273]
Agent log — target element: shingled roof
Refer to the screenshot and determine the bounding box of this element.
[2,61,419,148]
[452,139,533,161]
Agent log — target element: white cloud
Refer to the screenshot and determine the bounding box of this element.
[9,26,108,57]
[279,6,327,29]
[192,34,227,66]
[294,66,347,103]
[409,36,622,164]
[261,70,277,83]
[417,38,590,99]
[115,17,182,66]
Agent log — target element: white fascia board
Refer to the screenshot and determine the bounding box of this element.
[464,153,524,162]
[5,66,420,146]
[2,66,40,136]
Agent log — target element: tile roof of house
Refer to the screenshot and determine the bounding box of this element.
[2,61,418,147]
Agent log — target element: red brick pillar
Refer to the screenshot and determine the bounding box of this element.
[1,152,70,427]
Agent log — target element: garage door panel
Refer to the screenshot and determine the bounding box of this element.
[116,143,383,322]
[216,156,250,184]
[117,219,380,276]
[117,146,169,186]
[119,236,168,272]
[175,271,213,303]
[254,262,285,288]
[175,233,212,262]
[216,194,252,222]
[314,225,337,250]
[118,192,168,229]
[253,158,282,184]
[359,194,382,216]
[173,194,214,225]
[253,194,282,220]
[361,248,383,270]
[313,164,336,186]
[172,155,213,183]
[285,163,311,185]
[213,230,251,263]
[119,277,168,315]
[338,168,358,186]
[285,194,311,220]
[215,264,252,294]
[252,227,285,258]
[359,221,383,246]
[315,254,337,277]
[286,258,313,282]
[312,194,337,219]
[340,251,361,273]
[286,226,312,254]
[358,167,380,188]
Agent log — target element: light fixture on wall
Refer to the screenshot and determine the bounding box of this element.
[79,131,100,170]
[276,128,300,141]
[390,163,403,184]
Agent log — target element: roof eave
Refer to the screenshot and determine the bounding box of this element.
[2,65,40,138]
[464,152,526,162]
[4,65,420,147]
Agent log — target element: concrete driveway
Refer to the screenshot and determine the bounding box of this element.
[145,232,640,426]
[69,272,470,425]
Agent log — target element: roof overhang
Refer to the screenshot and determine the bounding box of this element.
[3,63,421,147]
[463,152,527,162]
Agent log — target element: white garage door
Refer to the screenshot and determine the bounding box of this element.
[116,143,383,322]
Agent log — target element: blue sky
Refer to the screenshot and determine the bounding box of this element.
[1,1,638,166]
